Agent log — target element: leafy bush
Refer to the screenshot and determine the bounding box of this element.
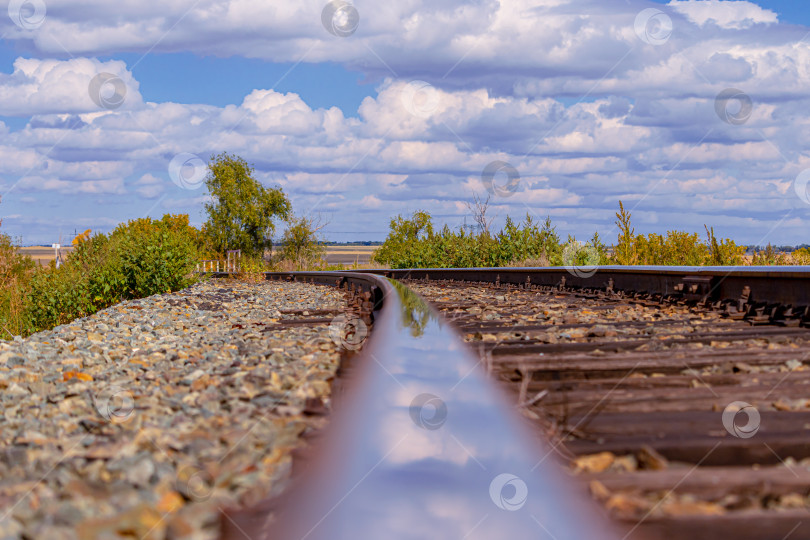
[704,226,745,266]
[612,202,744,266]
[792,248,810,265]
[634,231,708,265]
[372,211,435,268]
[750,244,791,266]
[372,211,599,269]
[374,201,749,269]
[26,234,110,329]
[113,214,201,297]
[26,214,200,332]
[496,216,564,266]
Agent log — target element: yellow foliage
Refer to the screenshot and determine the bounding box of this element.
[72,229,92,246]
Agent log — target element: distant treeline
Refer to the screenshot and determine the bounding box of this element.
[744,244,810,253]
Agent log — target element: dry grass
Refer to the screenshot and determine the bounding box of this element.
[507,255,551,268]
[358,260,388,270]
[1,239,37,339]
[272,255,388,272]
[0,274,31,338]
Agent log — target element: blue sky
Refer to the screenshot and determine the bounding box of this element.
[119,55,374,115]
[650,0,810,26]
[1,0,810,245]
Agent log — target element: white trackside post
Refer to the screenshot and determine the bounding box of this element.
[52,243,61,268]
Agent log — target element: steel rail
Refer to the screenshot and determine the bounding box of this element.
[356,266,810,312]
[221,271,621,539]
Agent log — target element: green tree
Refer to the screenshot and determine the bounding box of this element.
[279,215,327,269]
[202,153,290,258]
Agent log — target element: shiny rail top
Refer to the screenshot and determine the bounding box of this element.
[223,272,619,539]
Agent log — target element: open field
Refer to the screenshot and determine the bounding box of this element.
[322,246,377,265]
[18,246,73,266]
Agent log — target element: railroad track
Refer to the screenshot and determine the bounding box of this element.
[403,273,810,540]
[221,267,810,540]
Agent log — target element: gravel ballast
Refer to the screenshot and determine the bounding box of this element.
[0,279,351,540]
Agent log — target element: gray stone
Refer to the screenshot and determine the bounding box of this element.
[5,383,28,397]
[0,279,350,539]
[0,516,23,539]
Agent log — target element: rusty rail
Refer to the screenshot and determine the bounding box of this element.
[358,266,810,325]
[220,271,620,539]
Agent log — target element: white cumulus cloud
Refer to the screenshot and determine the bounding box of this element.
[668,0,778,29]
